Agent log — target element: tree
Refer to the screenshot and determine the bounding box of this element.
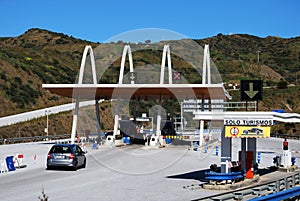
[277,79,288,89]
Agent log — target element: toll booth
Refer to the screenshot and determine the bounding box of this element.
[161,119,176,136]
[119,120,136,138]
[120,120,149,144]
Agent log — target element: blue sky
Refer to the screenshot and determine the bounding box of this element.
[0,0,299,42]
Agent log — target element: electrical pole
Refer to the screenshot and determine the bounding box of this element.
[256,50,261,63]
[45,110,51,137]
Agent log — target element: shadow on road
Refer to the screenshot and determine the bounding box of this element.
[166,168,211,182]
[257,166,278,176]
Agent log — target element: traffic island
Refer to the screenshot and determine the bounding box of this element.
[203,175,260,190]
[278,165,298,173]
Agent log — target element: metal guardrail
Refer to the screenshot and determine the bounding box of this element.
[192,171,300,201]
[248,186,300,201]
[0,134,71,144]
[271,133,300,140]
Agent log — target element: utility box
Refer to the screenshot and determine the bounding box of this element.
[280,150,292,167]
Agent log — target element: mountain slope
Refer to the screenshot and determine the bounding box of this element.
[0,28,96,116]
[0,28,300,138]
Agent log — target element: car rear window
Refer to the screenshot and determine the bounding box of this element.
[51,146,72,153]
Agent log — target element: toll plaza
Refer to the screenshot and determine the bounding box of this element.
[43,42,229,145]
[43,42,300,184]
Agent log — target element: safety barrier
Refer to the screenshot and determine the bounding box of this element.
[1,156,15,173]
[13,154,27,168]
[1,154,27,174]
[149,135,158,147]
[204,171,244,184]
[248,186,300,201]
[193,171,300,201]
[0,134,71,144]
[104,136,114,146]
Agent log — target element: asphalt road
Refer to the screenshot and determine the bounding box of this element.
[0,138,299,201]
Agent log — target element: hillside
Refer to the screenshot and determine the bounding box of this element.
[195,34,300,83]
[0,28,300,138]
[0,28,96,116]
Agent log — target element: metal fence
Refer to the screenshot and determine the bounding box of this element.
[0,134,71,144]
[193,171,300,201]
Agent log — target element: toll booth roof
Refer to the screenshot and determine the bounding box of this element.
[42,83,227,100]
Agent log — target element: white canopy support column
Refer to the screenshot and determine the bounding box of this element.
[114,45,135,137]
[71,46,97,144]
[71,98,80,144]
[198,44,212,147]
[95,99,102,137]
[119,45,134,84]
[157,45,172,137]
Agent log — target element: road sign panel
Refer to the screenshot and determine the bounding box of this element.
[240,80,263,101]
[230,126,239,136]
[225,126,270,138]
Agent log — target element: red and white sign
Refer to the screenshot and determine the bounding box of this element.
[230,126,239,136]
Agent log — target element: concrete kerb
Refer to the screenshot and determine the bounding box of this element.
[278,165,298,173]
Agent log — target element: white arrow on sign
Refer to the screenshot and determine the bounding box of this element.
[244,83,258,99]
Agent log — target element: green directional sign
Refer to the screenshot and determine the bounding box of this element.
[240,80,263,101]
[128,72,137,82]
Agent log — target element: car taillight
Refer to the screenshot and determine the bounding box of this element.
[47,153,51,159]
[69,153,75,159]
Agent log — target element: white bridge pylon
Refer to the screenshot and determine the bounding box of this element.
[71,45,97,144]
[198,44,212,147]
[69,44,215,144]
[156,45,173,137]
[113,45,135,137]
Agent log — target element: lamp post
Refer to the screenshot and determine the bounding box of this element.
[45,110,51,137]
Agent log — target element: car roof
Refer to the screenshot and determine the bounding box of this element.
[52,143,76,147]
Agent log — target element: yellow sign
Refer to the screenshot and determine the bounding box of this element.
[225,126,270,138]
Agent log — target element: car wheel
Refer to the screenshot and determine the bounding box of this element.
[72,161,78,171]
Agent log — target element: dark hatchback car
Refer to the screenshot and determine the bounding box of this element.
[47,144,86,171]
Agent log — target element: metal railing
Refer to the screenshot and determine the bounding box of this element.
[271,133,300,140]
[192,171,300,201]
[249,186,300,201]
[0,134,71,144]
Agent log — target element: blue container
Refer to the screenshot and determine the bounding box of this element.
[257,152,261,164]
[166,138,171,144]
[194,142,198,151]
[92,141,98,149]
[127,137,130,144]
[204,144,208,153]
[292,157,296,166]
[6,156,16,171]
[215,146,219,156]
